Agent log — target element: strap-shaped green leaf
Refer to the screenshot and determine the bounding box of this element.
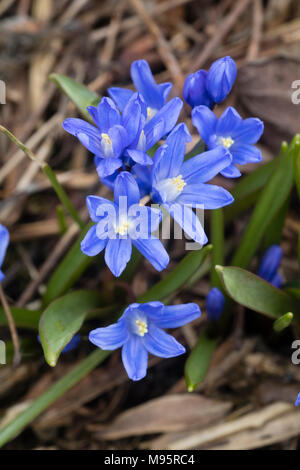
[43,223,94,306]
[224,142,288,223]
[0,307,41,329]
[39,290,104,367]
[231,137,299,268]
[50,73,100,120]
[185,333,218,391]
[216,265,300,320]
[138,245,212,303]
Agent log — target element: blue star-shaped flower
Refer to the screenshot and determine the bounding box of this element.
[192,105,264,178]
[63,93,182,178]
[81,171,169,277]
[89,301,201,381]
[149,123,234,244]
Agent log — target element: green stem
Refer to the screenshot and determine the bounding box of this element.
[43,164,84,229]
[0,126,84,229]
[210,209,224,289]
[0,349,109,447]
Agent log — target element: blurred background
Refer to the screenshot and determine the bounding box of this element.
[1,0,300,451]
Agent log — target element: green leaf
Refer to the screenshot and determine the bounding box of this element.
[285,288,300,301]
[138,245,212,303]
[231,138,298,268]
[185,333,218,391]
[210,208,224,289]
[262,196,290,250]
[224,143,288,223]
[216,265,300,320]
[0,307,41,329]
[43,223,94,306]
[273,312,293,332]
[50,74,100,120]
[39,290,103,367]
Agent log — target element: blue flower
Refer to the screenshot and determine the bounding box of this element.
[0,224,9,283]
[183,70,213,109]
[183,56,237,108]
[81,171,169,277]
[258,245,283,288]
[108,59,172,116]
[63,93,182,178]
[206,56,237,103]
[89,301,201,381]
[295,392,300,407]
[192,106,264,178]
[150,123,234,244]
[206,287,225,321]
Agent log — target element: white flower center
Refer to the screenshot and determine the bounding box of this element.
[219,136,234,149]
[101,132,113,157]
[135,319,148,336]
[147,107,157,122]
[137,129,146,151]
[155,174,186,202]
[114,220,130,236]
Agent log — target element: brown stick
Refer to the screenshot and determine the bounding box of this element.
[0,285,21,367]
[246,0,263,61]
[191,0,254,71]
[128,0,184,93]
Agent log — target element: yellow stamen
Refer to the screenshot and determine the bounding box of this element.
[115,221,129,236]
[220,137,234,149]
[147,107,157,121]
[101,133,112,145]
[172,174,186,192]
[136,319,148,336]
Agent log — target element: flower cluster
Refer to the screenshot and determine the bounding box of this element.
[63,56,264,380]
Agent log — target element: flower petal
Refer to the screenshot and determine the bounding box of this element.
[143,324,185,358]
[191,105,218,144]
[86,195,114,222]
[220,162,241,178]
[144,98,183,149]
[132,237,169,272]
[231,143,262,165]
[87,97,120,132]
[122,335,148,381]
[126,149,153,166]
[108,87,134,112]
[148,303,201,328]
[105,238,132,277]
[152,123,191,181]
[131,59,164,109]
[232,117,264,144]
[181,146,232,184]
[0,225,9,269]
[114,171,140,207]
[81,225,107,256]
[216,106,242,136]
[89,319,128,350]
[95,157,123,178]
[207,56,237,103]
[178,183,234,209]
[63,118,102,154]
[258,245,283,283]
[166,203,208,245]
